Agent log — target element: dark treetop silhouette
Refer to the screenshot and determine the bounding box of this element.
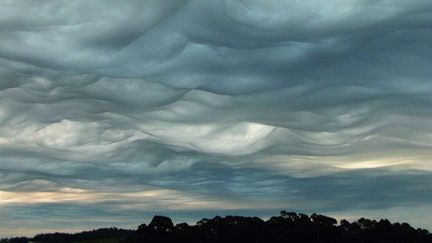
[1,211,431,243]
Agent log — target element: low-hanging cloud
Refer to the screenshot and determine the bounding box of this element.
[1,0,432,237]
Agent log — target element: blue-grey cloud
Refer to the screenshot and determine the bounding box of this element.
[1,0,432,238]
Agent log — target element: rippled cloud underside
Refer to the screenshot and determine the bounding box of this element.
[0,0,432,237]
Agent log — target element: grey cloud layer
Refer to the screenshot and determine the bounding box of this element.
[1,0,432,237]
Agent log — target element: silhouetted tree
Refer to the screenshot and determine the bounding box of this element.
[125,212,432,243]
[147,215,174,232]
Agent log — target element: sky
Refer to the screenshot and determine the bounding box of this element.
[0,0,432,238]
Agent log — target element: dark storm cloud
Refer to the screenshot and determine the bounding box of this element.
[1,0,432,237]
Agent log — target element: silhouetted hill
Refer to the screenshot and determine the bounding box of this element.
[1,212,431,243]
[0,228,134,243]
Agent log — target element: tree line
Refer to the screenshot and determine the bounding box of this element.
[2,211,431,243]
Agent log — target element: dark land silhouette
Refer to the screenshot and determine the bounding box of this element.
[1,211,431,243]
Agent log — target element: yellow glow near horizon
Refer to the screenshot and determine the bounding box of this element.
[334,159,413,169]
[0,188,266,211]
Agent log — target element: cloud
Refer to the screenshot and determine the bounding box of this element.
[1,0,432,237]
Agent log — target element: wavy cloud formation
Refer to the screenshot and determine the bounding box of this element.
[1,0,432,237]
